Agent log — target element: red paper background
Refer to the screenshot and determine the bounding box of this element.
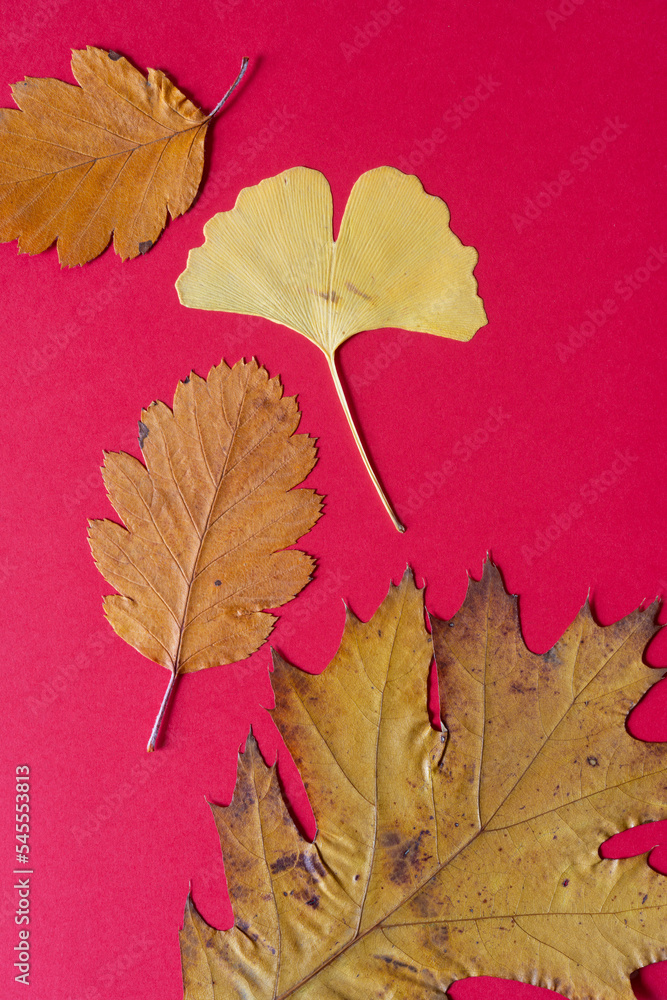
[1,0,666,997]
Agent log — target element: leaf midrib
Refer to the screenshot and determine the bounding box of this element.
[171,367,251,675]
[1,120,207,187]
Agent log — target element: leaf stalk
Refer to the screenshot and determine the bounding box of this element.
[326,353,405,533]
[147,669,179,752]
[209,57,249,118]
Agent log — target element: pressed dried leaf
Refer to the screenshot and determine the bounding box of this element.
[181,562,667,998]
[0,47,247,266]
[88,358,323,749]
[176,166,487,531]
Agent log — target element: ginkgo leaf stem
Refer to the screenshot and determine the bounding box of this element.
[209,57,249,118]
[326,352,405,533]
[147,670,179,752]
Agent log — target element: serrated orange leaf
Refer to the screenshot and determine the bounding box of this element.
[176,166,487,531]
[180,562,667,998]
[88,358,323,750]
[0,47,247,266]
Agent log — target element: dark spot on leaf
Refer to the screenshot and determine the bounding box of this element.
[108,50,122,60]
[215,580,222,586]
[354,874,360,881]
[643,894,648,904]
[235,917,258,941]
[305,895,320,908]
[429,925,449,950]
[382,831,401,847]
[373,955,416,972]
[139,240,153,254]
[270,852,297,874]
[138,421,149,449]
[587,756,599,767]
[345,281,372,301]
[562,879,569,887]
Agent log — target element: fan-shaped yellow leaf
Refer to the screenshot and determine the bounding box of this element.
[176,167,487,531]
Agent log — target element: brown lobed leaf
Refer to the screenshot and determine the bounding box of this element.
[0,47,247,266]
[180,561,667,998]
[88,358,323,750]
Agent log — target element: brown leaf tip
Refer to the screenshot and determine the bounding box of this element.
[107,50,122,61]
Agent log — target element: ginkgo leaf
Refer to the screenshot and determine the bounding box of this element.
[180,561,667,998]
[88,358,323,751]
[0,47,248,266]
[176,166,487,532]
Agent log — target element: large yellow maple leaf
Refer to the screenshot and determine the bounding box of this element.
[180,562,667,998]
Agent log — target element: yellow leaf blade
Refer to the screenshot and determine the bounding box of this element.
[176,165,487,357]
[176,167,335,348]
[181,560,667,998]
[331,167,487,349]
